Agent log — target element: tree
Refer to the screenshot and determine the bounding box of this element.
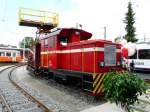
[19,37,34,48]
[114,36,122,43]
[124,2,138,42]
[103,72,146,112]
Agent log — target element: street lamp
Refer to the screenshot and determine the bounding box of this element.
[104,26,106,40]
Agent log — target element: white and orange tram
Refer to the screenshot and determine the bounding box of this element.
[0,47,22,62]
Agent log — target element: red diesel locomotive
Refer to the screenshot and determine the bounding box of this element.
[28,28,122,96]
[19,8,122,96]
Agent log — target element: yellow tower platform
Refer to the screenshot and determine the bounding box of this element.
[18,8,58,33]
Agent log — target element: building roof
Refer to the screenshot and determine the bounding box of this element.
[0,44,17,48]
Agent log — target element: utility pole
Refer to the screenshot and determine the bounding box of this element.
[76,23,82,29]
[144,34,146,42]
[104,26,106,40]
[79,24,82,29]
[76,23,78,29]
[23,37,25,62]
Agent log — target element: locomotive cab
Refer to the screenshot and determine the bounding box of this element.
[57,28,92,46]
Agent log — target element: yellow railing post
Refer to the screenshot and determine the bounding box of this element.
[93,48,96,74]
[18,8,21,23]
[82,48,84,72]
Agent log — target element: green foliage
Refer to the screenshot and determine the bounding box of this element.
[19,37,34,48]
[124,2,138,43]
[34,38,40,44]
[114,36,122,43]
[103,71,146,112]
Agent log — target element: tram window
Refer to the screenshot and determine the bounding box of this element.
[0,52,5,56]
[138,49,150,59]
[13,53,16,57]
[58,37,67,46]
[129,51,137,59]
[44,38,48,48]
[6,52,11,56]
[50,37,55,48]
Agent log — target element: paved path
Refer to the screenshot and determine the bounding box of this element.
[134,71,150,80]
[81,90,150,112]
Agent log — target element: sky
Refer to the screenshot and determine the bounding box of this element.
[0,0,150,47]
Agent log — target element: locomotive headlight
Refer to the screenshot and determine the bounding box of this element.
[99,61,104,67]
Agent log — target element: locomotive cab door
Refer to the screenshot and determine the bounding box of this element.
[34,43,41,68]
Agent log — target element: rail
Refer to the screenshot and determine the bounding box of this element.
[9,65,52,112]
[0,64,20,112]
[0,95,12,112]
[0,64,52,112]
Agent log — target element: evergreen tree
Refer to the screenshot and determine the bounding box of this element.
[124,2,138,42]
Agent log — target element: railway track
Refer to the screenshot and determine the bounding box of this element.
[145,79,150,84]
[0,63,15,67]
[0,64,52,112]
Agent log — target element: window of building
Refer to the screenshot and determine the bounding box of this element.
[0,52,5,56]
[44,38,48,48]
[138,49,150,59]
[129,51,137,59]
[50,37,55,48]
[6,52,11,56]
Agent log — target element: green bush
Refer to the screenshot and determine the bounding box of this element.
[103,71,147,112]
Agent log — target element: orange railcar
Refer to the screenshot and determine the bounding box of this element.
[0,47,22,62]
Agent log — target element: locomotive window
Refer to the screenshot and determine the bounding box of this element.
[80,37,87,41]
[59,36,67,46]
[13,53,16,57]
[17,52,20,55]
[50,37,55,48]
[129,50,137,59]
[0,52,5,56]
[138,49,150,59]
[44,39,48,48]
[6,52,11,56]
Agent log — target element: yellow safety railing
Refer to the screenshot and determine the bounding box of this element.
[19,8,58,27]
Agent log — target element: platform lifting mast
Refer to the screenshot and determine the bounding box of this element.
[18,8,59,38]
[18,8,58,61]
